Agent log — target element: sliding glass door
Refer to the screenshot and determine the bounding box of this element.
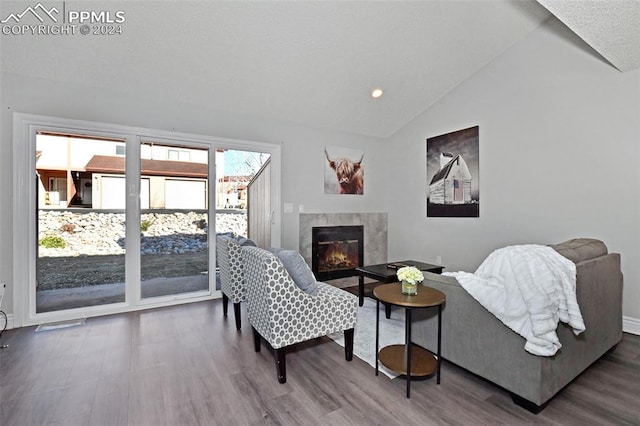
[35,133,127,313]
[13,113,281,327]
[33,133,214,314]
[139,141,211,300]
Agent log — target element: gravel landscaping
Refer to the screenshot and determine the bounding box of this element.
[37,210,246,290]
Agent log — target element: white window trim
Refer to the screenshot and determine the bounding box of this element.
[12,113,281,327]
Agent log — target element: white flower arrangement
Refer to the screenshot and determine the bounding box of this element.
[396,266,424,284]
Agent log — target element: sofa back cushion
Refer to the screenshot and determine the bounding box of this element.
[551,238,608,263]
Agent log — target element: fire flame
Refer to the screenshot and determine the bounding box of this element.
[319,242,357,271]
[329,249,347,264]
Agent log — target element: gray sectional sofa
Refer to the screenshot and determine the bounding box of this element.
[412,238,623,412]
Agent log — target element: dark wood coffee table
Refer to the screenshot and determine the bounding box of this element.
[355,260,443,307]
[374,283,446,398]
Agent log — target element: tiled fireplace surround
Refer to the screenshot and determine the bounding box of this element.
[299,213,388,281]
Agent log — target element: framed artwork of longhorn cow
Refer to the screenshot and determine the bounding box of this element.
[324,146,364,195]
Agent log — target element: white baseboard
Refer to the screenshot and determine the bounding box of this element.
[623,316,640,335]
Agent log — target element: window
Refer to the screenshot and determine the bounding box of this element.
[13,113,281,327]
[46,177,67,205]
[168,149,190,161]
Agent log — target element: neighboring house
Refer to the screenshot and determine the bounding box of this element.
[35,133,252,211]
[35,134,219,210]
[429,152,472,205]
[219,177,250,209]
[85,155,208,209]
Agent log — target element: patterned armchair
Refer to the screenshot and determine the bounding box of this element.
[242,246,358,383]
[216,236,245,330]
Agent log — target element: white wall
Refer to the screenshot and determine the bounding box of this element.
[2,15,638,330]
[0,72,387,320]
[385,19,640,327]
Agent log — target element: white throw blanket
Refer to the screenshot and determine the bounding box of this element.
[444,245,585,356]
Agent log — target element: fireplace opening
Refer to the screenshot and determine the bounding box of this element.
[312,226,364,281]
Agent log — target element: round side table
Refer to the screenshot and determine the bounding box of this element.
[373,282,445,398]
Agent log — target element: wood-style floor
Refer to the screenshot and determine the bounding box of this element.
[1,299,639,425]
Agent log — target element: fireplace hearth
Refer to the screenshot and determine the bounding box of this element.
[312,225,364,281]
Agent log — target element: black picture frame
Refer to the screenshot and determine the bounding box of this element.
[426,126,479,217]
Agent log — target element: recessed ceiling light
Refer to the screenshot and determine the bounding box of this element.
[371,87,384,99]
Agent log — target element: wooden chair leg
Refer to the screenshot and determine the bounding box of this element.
[275,347,286,383]
[252,327,261,352]
[222,293,229,317]
[344,328,354,361]
[233,302,241,330]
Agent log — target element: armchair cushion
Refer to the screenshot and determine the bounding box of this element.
[268,248,319,296]
[235,235,257,247]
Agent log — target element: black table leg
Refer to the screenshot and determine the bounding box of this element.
[406,307,412,398]
[375,298,380,375]
[358,274,364,307]
[437,304,442,384]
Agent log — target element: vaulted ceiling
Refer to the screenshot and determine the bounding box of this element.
[1,1,638,138]
[538,0,640,73]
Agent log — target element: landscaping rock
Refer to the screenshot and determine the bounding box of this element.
[38,210,247,257]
